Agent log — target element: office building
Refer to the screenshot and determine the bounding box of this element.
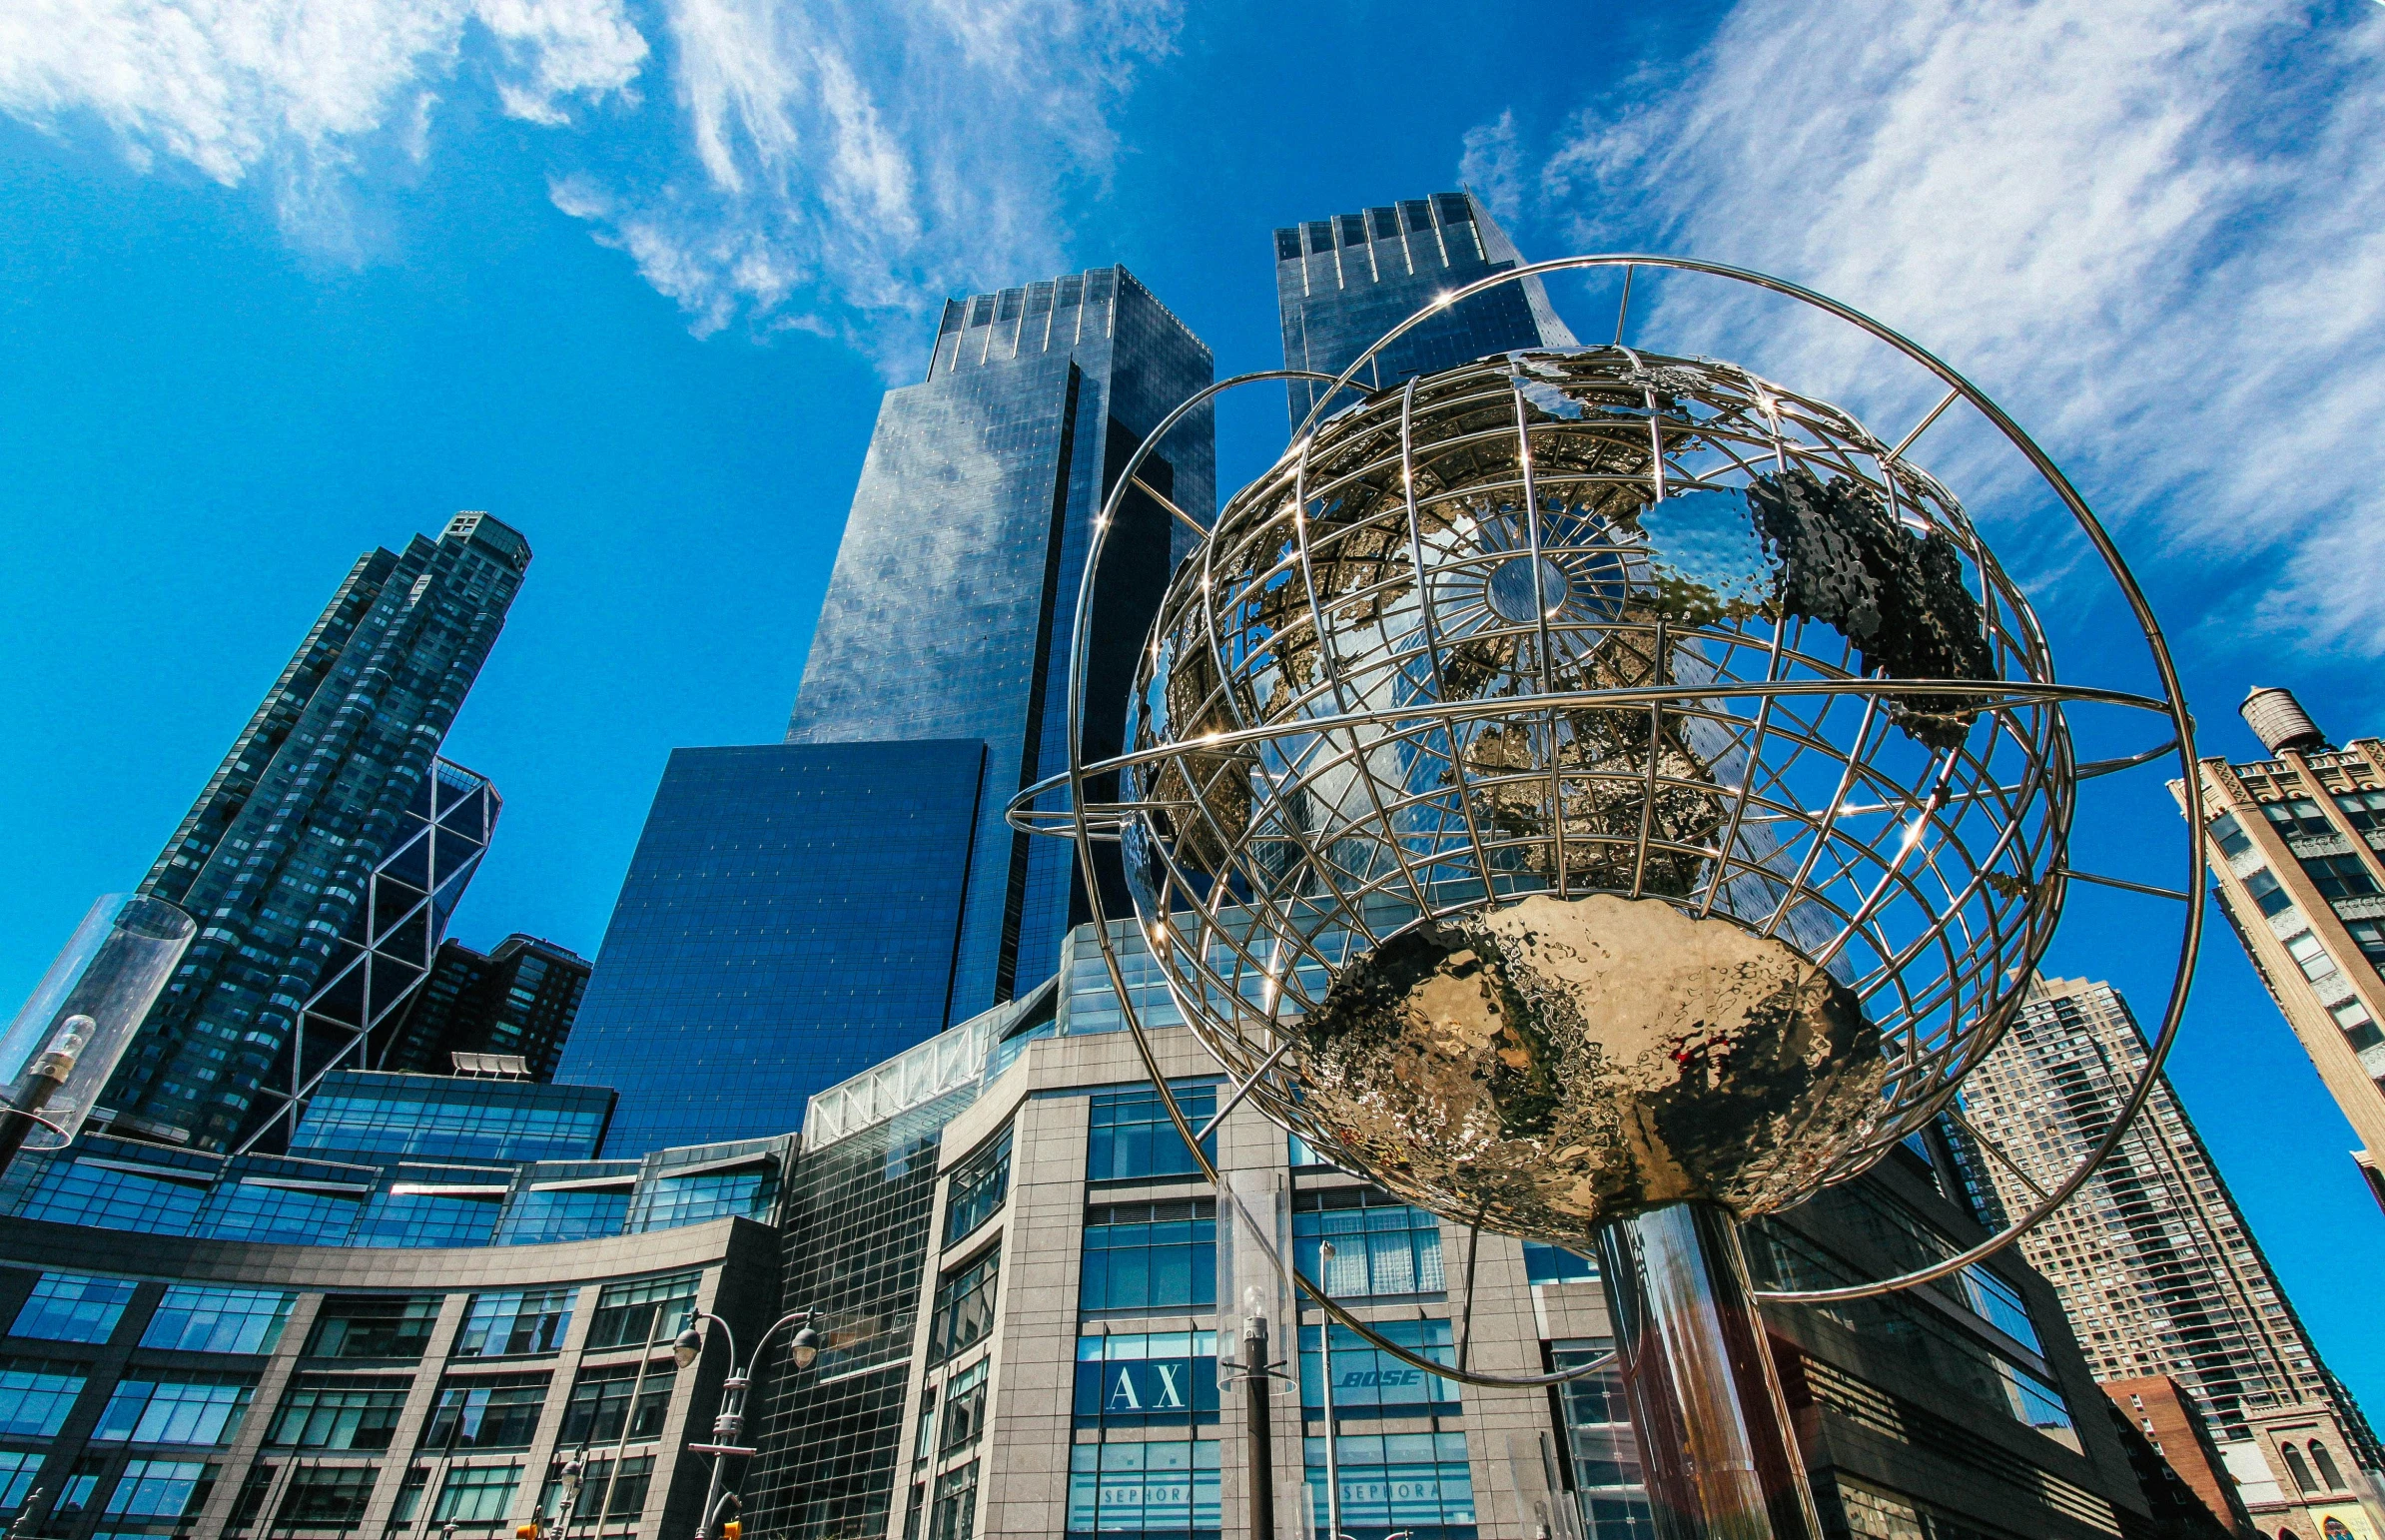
[556,742,990,1157]
[787,265,1215,1021]
[1964,973,2385,1538]
[1273,189,1576,427]
[100,512,532,1155]
[2104,1375,2257,1535]
[2181,686,2385,1210]
[744,919,2160,1540]
[382,934,592,1084]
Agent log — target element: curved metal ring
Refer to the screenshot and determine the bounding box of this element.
[0,1105,76,1155]
[1049,261,2201,1354]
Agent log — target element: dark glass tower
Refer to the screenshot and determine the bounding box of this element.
[557,742,991,1156]
[381,932,592,1082]
[787,265,1214,1021]
[101,512,530,1154]
[1274,189,1576,426]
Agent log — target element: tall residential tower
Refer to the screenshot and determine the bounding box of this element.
[1964,974,2384,1537]
[101,512,529,1154]
[2184,687,2385,1210]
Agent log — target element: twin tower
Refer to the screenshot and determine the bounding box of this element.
[559,191,1574,1157]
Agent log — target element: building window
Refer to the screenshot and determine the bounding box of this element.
[2284,1441,2319,1494]
[50,1455,105,1526]
[421,1373,550,1451]
[929,1248,1001,1363]
[1296,1319,1460,1420]
[940,1360,989,1454]
[1066,1441,1219,1535]
[454,1288,575,1357]
[267,1376,409,1450]
[558,1362,674,1444]
[2263,798,2337,840]
[928,1460,980,1540]
[2285,929,2343,984]
[2334,791,2385,832]
[91,1372,257,1445]
[2,1155,207,1234]
[1074,1331,1218,1427]
[354,1190,503,1248]
[0,1449,39,1515]
[1293,1186,1445,1296]
[2343,918,2385,973]
[1958,1266,2044,1354]
[271,1462,379,1530]
[1302,1431,1475,1538]
[945,1130,1013,1247]
[1081,1199,1214,1314]
[1523,1242,1598,1284]
[1087,1086,1216,1182]
[143,1285,296,1354]
[1551,1339,1651,1537]
[8,1270,138,1342]
[2303,852,2381,902]
[2244,868,2295,918]
[494,1186,630,1245]
[103,1457,216,1523]
[584,1272,699,1351]
[539,1453,653,1522]
[1,1356,90,1436]
[2312,1441,2344,1491]
[2208,812,2253,859]
[196,1180,364,1245]
[2328,999,2383,1051]
[306,1295,440,1359]
[433,1463,523,1525]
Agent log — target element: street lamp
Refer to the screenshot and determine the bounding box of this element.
[676,1309,824,1540]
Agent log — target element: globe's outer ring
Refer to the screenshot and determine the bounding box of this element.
[1023,257,2200,1377]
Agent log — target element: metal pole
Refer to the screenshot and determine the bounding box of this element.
[1242,1309,1274,1540]
[586,1312,664,1538]
[1316,1242,1341,1540]
[1592,1202,1821,1540]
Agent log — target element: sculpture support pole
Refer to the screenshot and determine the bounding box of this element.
[1593,1202,1822,1540]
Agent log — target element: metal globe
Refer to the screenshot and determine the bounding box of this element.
[1117,345,2071,1248]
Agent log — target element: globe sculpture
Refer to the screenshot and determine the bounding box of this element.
[1016,258,2197,1540]
[1119,344,2064,1247]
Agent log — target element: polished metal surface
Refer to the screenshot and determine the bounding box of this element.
[1595,1202,1821,1540]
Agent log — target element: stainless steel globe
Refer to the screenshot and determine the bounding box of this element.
[1114,345,2072,1248]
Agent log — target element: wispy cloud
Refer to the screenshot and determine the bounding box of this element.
[1510,0,2385,654]
[0,0,1178,353]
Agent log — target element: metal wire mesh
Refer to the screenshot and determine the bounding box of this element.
[1111,345,2077,1204]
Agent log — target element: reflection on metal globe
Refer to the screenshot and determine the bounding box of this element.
[1301,893,1885,1244]
[1117,344,2072,1234]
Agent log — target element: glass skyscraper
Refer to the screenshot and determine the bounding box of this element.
[788,266,1215,1020]
[1273,189,1575,426]
[556,742,992,1156]
[101,512,531,1154]
[379,931,592,1082]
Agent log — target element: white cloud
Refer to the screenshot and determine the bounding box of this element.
[0,0,646,240]
[1458,108,1521,223]
[0,0,1177,358]
[1525,0,2385,655]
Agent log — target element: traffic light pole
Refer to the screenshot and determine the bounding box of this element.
[677,1309,823,1540]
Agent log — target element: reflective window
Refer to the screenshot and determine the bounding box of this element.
[1292,1187,1444,1297]
[195,1180,363,1245]
[945,1130,1013,1246]
[2263,798,2336,840]
[91,1373,256,1445]
[1081,1200,1212,1314]
[266,1461,378,1530]
[290,1078,610,1163]
[2335,791,2385,833]
[929,1248,1001,1363]
[2244,868,2294,917]
[0,1449,38,1513]
[3,1155,206,1234]
[103,1458,215,1520]
[939,1360,989,1454]
[143,1285,295,1354]
[495,1186,628,1244]
[2285,929,2342,983]
[585,1272,699,1351]
[267,1376,409,1450]
[559,1361,674,1444]
[1066,1441,1218,1536]
[1551,1339,1651,1538]
[1523,1241,1598,1284]
[1074,1331,1217,1428]
[1296,1319,1460,1419]
[1302,1431,1474,1538]
[433,1463,521,1524]
[2343,918,2385,973]
[1960,1267,2043,1354]
[353,1189,501,1249]
[928,1460,979,1540]
[305,1295,441,1359]
[1086,1087,1215,1182]
[627,1166,776,1233]
[421,1373,549,1451]
[539,1453,652,1522]
[8,1271,138,1342]
[1,1356,88,1436]
[2208,811,2252,858]
[454,1288,574,1357]
[2302,852,2380,902]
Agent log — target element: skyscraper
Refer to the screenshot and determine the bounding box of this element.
[379,932,592,1082]
[1963,973,2385,1536]
[558,742,989,1156]
[1273,189,1576,426]
[788,265,1214,1020]
[2182,686,2385,1210]
[100,512,530,1154]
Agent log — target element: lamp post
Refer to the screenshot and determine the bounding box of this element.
[674,1309,824,1540]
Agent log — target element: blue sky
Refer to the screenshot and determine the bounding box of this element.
[4,0,2383,1407]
